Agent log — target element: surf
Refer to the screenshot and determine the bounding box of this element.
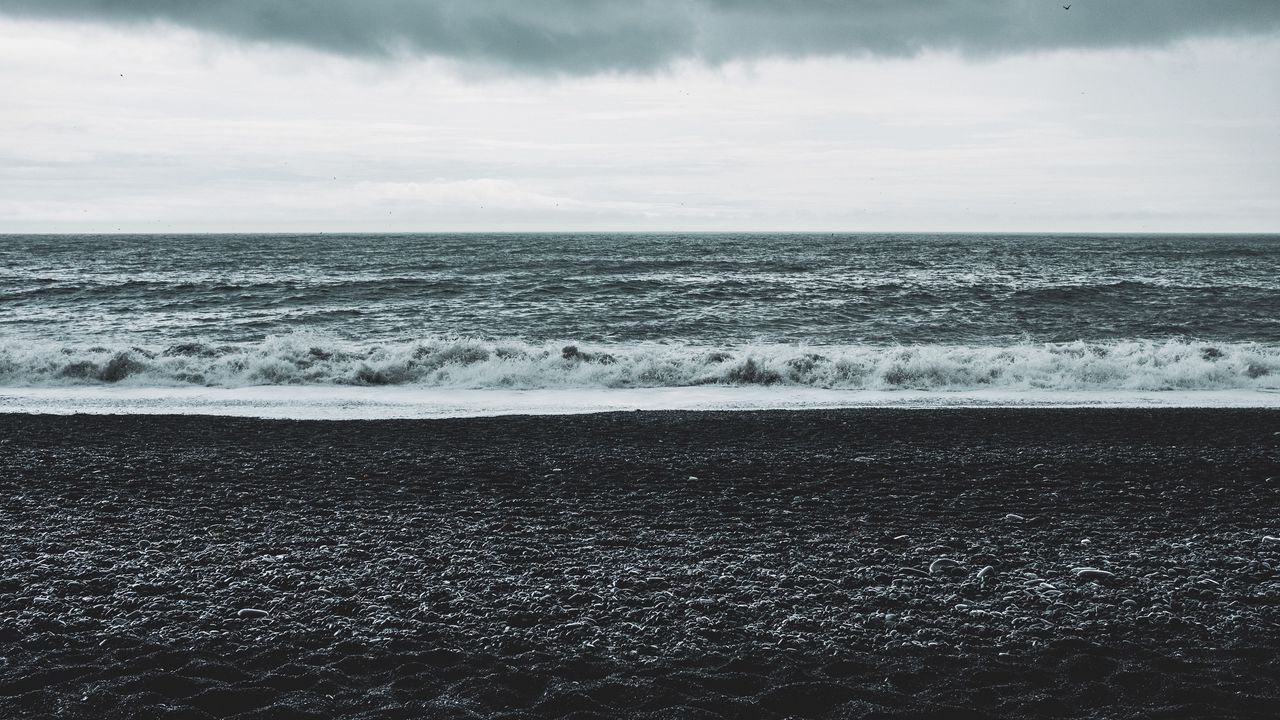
[0,334,1275,392]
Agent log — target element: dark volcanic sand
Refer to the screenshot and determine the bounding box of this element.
[1,408,1279,719]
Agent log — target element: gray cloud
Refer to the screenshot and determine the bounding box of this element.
[2,0,1279,73]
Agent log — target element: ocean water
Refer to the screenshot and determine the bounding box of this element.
[1,233,1277,415]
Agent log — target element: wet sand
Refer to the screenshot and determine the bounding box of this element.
[1,408,1278,719]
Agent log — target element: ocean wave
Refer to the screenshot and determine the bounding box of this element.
[0,335,1276,392]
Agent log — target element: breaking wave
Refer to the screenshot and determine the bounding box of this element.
[0,334,1276,392]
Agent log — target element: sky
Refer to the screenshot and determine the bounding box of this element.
[2,0,1279,233]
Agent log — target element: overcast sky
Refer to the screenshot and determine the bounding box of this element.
[2,1,1279,233]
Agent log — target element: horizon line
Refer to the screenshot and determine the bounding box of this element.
[2,229,1278,237]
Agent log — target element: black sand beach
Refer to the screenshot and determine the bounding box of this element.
[2,408,1278,719]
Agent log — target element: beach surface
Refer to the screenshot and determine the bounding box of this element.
[1,408,1278,719]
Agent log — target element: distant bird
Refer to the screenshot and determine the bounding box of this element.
[1063,4,1071,8]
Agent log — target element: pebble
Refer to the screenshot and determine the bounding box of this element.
[1003,514,1025,522]
[1072,567,1116,581]
[236,608,270,619]
[1262,536,1280,545]
[929,558,961,575]
[976,566,995,582]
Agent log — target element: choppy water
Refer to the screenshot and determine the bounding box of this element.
[1,233,1277,393]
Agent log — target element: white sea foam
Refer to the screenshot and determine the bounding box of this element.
[0,386,1276,419]
[0,334,1275,393]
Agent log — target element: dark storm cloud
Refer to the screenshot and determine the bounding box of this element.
[2,0,1278,73]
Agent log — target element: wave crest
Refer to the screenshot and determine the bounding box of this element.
[0,335,1276,391]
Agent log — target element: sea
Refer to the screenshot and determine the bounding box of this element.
[1,233,1277,417]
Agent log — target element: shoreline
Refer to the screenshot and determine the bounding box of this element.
[2,408,1278,718]
[3,386,1279,420]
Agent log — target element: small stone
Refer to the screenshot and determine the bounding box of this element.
[929,558,962,575]
[1072,567,1116,581]
[1003,514,1025,522]
[236,608,270,619]
[899,567,929,577]
[976,566,995,582]
[688,476,699,481]
[1262,536,1280,545]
